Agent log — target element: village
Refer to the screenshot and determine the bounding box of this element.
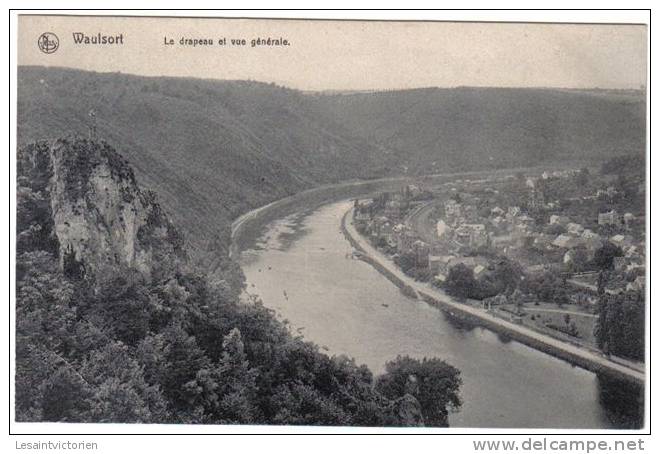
[353,159,645,359]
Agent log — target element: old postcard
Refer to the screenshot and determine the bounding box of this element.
[12,13,648,432]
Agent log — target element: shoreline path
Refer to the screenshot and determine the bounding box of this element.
[343,206,645,384]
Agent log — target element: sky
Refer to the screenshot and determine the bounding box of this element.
[17,15,648,91]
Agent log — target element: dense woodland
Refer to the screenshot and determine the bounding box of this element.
[16,139,462,425]
[18,66,646,263]
[15,67,646,425]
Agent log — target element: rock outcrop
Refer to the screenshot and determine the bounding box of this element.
[42,137,185,281]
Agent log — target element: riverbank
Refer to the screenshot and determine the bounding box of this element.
[230,166,555,259]
[341,207,645,385]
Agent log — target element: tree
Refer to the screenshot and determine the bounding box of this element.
[597,271,607,295]
[80,342,168,423]
[395,251,417,277]
[490,258,524,295]
[594,292,644,361]
[593,243,624,271]
[213,328,259,423]
[546,223,567,236]
[576,167,590,186]
[16,185,59,255]
[15,137,466,427]
[270,382,350,426]
[554,287,569,308]
[376,356,462,427]
[92,273,154,346]
[568,246,589,273]
[160,323,212,419]
[39,365,91,422]
[444,264,477,299]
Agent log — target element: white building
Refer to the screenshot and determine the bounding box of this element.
[549,215,570,226]
[567,222,584,235]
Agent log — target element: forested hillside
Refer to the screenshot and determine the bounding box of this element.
[16,137,462,425]
[17,66,645,262]
[17,67,386,258]
[318,87,646,174]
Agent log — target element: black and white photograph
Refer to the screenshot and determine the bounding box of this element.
[8,10,651,442]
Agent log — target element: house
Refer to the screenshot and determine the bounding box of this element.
[528,186,545,209]
[512,222,531,236]
[526,264,548,275]
[447,256,489,271]
[598,210,621,226]
[567,223,584,235]
[533,233,555,251]
[507,206,521,218]
[370,217,396,245]
[624,245,641,259]
[373,216,390,230]
[581,229,600,240]
[444,199,462,220]
[491,216,505,228]
[623,213,636,229]
[396,230,416,254]
[436,219,449,239]
[461,204,479,222]
[445,256,490,281]
[549,215,570,226]
[428,254,455,274]
[455,224,488,248]
[354,210,371,222]
[473,264,487,278]
[491,206,505,217]
[582,237,603,257]
[626,262,645,274]
[403,184,422,199]
[552,234,581,249]
[518,215,535,225]
[596,187,617,198]
[613,256,628,271]
[609,234,631,249]
[491,234,514,249]
[626,276,645,292]
[483,294,506,311]
[563,250,574,264]
[355,198,373,209]
[384,200,403,219]
[412,240,430,267]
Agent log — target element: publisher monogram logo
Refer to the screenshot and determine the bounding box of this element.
[37,32,59,54]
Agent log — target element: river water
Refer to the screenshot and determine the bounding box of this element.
[239,201,641,429]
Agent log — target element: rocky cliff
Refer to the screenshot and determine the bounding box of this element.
[24,137,186,281]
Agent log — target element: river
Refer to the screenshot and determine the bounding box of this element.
[239,200,642,429]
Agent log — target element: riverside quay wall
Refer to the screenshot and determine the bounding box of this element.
[339,208,645,386]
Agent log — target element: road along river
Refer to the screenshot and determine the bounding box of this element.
[238,200,643,429]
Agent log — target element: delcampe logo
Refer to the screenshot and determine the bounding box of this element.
[37,32,59,54]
